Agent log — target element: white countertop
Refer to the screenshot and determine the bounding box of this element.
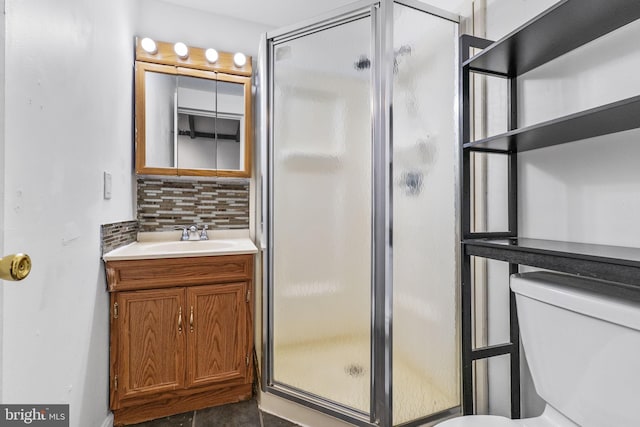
[103,230,258,261]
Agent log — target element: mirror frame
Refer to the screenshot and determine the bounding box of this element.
[134,38,252,178]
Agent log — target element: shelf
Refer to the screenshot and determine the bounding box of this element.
[459,1,640,415]
[464,238,640,290]
[464,95,640,152]
[464,0,640,77]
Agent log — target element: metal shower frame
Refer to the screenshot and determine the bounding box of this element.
[259,1,461,426]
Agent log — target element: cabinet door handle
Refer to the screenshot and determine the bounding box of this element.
[189,306,194,332]
[178,307,183,333]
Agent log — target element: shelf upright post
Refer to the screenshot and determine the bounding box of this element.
[459,34,494,416]
[507,75,521,419]
[459,34,472,416]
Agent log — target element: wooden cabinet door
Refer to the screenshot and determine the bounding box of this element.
[186,283,248,388]
[116,288,186,401]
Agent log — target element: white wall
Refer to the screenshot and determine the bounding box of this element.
[482,0,640,418]
[0,2,270,426]
[1,1,137,426]
[137,0,272,57]
[0,0,5,401]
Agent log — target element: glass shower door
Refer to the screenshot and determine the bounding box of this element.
[391,4,459,425]
[269,12,373,415]
[265,2,460,425]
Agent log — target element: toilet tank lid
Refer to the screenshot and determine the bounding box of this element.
[511,272,640,331]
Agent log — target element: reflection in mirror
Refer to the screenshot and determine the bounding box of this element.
[175,77,245,171]
[145,71,176,168]
[176,75,217,170]
[216,81,245,170]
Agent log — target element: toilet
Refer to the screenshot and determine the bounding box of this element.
[437,271,640,427]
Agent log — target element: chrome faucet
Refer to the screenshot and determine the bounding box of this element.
[199,224,209,240]
[178,225,198,241]
[179,226,190,241]
[178,224,209,241]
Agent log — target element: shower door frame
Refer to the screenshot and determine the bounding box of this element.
[260,1,461,426]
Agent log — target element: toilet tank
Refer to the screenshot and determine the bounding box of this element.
[511,272,640,427]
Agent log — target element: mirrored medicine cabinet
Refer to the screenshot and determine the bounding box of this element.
[135,38,252,177]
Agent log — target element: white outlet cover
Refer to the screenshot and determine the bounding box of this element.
[104,171,112,200]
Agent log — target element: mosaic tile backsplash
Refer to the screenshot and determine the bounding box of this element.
[100,220,139,255]
[137,177,250,232]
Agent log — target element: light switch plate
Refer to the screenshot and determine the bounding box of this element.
[104,171,112,200]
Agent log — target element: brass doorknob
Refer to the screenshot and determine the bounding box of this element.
[0,253,32,281]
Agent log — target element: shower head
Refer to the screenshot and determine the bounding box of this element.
[396,45,412,58]
[393,45,412,74]
[353,45,412,73]
[354,55,371,71]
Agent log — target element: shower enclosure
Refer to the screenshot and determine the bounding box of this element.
[260,1,459,425]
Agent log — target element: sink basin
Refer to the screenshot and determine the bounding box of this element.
[142,240,238,253]
[102,234,258,261]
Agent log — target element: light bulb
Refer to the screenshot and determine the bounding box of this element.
[205,48,219,63]
[233,52,247,67]
[140,37,157,54]
[174,42,189,59]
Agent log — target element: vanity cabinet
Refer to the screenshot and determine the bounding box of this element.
[186,282,249,387]
[106,254,254,426]
[114,288,185,403]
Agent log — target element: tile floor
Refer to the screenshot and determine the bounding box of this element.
[130,399,300,427]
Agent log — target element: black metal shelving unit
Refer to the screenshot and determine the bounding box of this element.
[459,0,640,417]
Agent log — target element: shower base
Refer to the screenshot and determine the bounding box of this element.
[274,336,455,425]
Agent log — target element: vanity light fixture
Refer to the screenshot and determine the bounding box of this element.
[233,52,247,67]
[140,37,157,55]
[205,48,219,64]
[174,42,189,59]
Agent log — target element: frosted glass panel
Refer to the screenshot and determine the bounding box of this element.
[271,16,372,413]
[391,5,459,425]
